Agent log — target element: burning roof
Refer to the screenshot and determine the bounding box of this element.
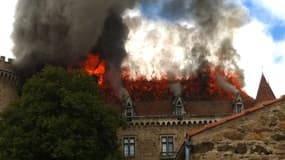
[83,53,252,102]
[12,0,252,102]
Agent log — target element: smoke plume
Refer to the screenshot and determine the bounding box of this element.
[123,0,248,87]
[12,0,249,99]
[170,82,182,96]
[12,0,136,77]
[216,74,238,94]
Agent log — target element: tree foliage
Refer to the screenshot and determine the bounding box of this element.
[0,66,123,160]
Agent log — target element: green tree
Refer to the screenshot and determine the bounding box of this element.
[0,66,123,160]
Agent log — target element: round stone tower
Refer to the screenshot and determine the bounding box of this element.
[0,56,19,111]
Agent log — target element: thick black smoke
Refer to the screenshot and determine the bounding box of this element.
[12,0,136,78]
[91,12,128,70]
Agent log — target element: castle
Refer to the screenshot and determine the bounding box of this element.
[0,55,277,160]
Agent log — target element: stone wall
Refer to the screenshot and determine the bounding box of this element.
[190,99,285,160]
[119,125,190,160]
[117,117,215,160]
[0,78,18,111]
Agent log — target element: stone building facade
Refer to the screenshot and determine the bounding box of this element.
[177,97,285,160]
[117,111,232,160]
[117,101,245,160]
[116,73,276,160]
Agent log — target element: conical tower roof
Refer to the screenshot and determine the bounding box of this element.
[255,73,275,103]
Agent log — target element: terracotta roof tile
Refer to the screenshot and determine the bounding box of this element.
[108,99,255,116]
[134,100,237,116]
[187,97,284,138]
[186,101,233,115]
[134,101,173,116]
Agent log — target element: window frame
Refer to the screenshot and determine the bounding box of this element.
[126,107,133,117]
[161,135,174,155]
[123,136,136,158]
[176,106,182,116]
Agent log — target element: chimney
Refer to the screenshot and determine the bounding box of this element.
[232,92,244,114]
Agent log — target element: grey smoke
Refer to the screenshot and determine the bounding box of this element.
[167,71,182,96]
[216,74,238,94]
[158,0,247,37]
[170,82,182,96]
[12,0,136,77]
[124,0,248,86]
[119,87,131,101]
[106,64,129,100]
[12,0,248,98]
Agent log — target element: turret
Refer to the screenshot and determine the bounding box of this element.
[255,73,275,103]
[0,56,19,111]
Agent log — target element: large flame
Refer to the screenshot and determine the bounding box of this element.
[120,66,251,101]
[84,54,106,85]
[122,8,244,81]
[83,53,252,102]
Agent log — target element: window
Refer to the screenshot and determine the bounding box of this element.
[126,107,133,117]
[233,93,244,114]
[236,103,244,113]
[161,136,174,156]
[123,137,135,157]
[176,106,182,116]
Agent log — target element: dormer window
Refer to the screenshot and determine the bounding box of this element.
[176,106,182,116]
[233,92,244,113]
[172,96,186,120]
[235,102,243,113]
[123,96,134,121]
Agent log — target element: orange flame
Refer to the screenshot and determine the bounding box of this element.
[99,66,251,102]
[84,54,106,85]
[83,54,252,102]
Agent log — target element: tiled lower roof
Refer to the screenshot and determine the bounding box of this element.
[186,97,284,138]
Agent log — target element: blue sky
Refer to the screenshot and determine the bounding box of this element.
[138,0,285,43]
[242,0,285,66]
[244,0,285,42]
[234,0,285,97]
